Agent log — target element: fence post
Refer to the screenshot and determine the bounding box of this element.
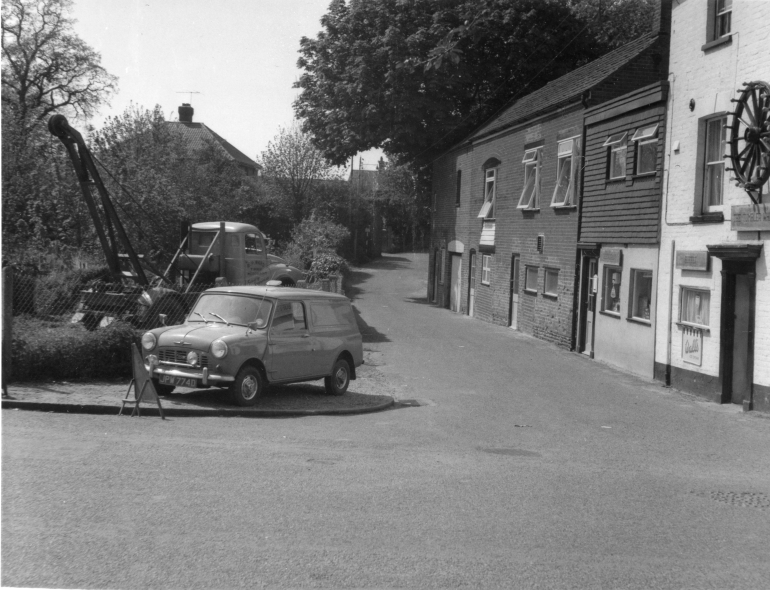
[2,266,13,396]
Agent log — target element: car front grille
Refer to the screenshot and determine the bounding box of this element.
[158,348,209,368]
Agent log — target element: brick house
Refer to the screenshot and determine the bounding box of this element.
[653,0,770,412]
[429,6,671,349]
[576,81,669,379]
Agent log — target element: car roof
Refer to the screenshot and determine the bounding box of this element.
[191,221,261,234]
[203,285,349,301]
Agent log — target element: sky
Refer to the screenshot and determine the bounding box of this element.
[70,0,385,172]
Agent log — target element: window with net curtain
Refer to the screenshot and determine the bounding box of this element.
[680,288,710,327]
[704,117,727,208]
[604,132,627,180]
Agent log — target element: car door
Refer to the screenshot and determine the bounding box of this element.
[266,301,314,381]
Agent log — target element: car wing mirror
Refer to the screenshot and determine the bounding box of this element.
[159,313,168,326]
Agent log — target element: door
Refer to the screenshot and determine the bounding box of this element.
[450,254,462,312]
[468,252,476,317]
[267,301,315,381]
[579,256,598,355]
[509,255,520,329]
[433,251,440,303]
[722,271,754,405]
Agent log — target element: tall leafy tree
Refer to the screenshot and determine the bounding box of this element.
[294,0,655,166]
[1,0,117,127]
[258,122,345,224]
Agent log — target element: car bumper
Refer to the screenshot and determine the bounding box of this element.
[152,365,235,386]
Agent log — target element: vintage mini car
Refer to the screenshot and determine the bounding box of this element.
[140,285,364,405]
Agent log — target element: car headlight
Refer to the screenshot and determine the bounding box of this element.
[211,339,228,359]
[186,351,200,367]
[141,332,157,351]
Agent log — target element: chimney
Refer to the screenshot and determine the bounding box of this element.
[178,103,194,123]
[651,0,672,37]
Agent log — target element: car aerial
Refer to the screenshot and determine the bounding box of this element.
[140,285,364,405]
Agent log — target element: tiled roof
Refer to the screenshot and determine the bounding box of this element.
[470,33,659,140]
[168,121,261,170]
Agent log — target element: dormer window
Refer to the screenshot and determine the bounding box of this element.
[604,132,628,180]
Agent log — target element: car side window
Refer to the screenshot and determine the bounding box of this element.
[271,301,306,334]
[310,301,356,327]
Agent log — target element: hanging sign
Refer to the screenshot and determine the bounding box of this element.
[682,326,703,366]
[600,248,622,266]
[731,204,770,231]
[675,251,709,271]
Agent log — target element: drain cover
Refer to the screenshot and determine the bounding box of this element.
[479,447,541,457]
[692,491,770,510]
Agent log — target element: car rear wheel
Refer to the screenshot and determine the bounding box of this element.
[231,366,263,406]
[325,358,350,396]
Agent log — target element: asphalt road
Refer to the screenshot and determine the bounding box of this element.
[3,253,770,590]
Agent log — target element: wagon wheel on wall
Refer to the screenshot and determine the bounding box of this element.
[728,80,770,203]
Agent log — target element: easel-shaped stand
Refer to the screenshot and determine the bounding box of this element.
[120,344,165,419]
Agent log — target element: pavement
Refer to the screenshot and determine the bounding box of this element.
[1,349,396,418]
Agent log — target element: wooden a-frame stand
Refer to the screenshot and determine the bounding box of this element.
[120,344,165,419]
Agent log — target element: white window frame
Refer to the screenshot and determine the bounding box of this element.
[551,137,580,207]
[481,254,491,285]
[478,168,497,218]
[604,132,628,180]
[517,148,541,209]
[704,116,727,209]
[679,287,711,329]
[602,266,622,316]
[544,268,559,297]
[629,269,653,322]
[715,0,732,38]
[524,265,538,293]
[632,124,659,176]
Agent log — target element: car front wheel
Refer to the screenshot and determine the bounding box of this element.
[325,358,350,396]
[231,366,263,406]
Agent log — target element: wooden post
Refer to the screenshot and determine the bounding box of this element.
[2,266,13,396]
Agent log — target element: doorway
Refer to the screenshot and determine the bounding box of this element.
[432,250,439,304]
[508,254,520,329]
[720,266,755,406]
[468,251,477,317]
[579,255,598,356]
[450,254,462,312]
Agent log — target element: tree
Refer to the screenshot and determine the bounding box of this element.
[377,164,431,252]
[294,0,655,167]
[1,0,117,126]
[258,122,345,224]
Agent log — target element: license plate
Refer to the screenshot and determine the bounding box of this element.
[159,374,198,388]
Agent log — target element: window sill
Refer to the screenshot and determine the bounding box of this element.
[599,310,621,319]
[518,207,541,213]
[690,212,724,224]
[632,172,656,179]
[626,316,651,327]
[701,34,732,52]
[543,293,558,300]
[550,204,577,210]
[606,177,625,183]
[524,288,538,295]
[676,321,710,333]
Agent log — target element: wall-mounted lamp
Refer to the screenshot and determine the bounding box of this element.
[689,99,696,112]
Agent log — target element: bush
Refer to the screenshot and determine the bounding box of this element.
[10,315,136,381]
[34,266,112,316]
[281,213,350,270]
[307,252,349,281]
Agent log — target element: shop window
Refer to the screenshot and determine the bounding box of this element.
[455,170,462,207]
[629,270,653,322]
[544,268,559,297]
[551,138,580,207]
[604,132,628,180]
[680,287,710,328]
[478,168,496,218]
[517,148,541,209]
[524,266,538,293]
[632,125,658,175]
[602,266,622,315]
[703,116,727,208]
[481,254,492,285]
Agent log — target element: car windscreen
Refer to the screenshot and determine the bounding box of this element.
[189,294,273,327]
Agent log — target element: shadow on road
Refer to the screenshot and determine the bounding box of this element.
[346,270,372,301]
[351,304,391,343]
[402,296,432,306]
[365,255,415,270]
